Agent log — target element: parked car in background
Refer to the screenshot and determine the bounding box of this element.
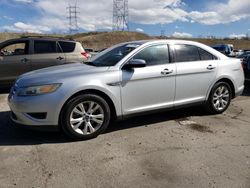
[0,37,88,87]
[212,44,234,57]
[237,51,250,59]
[241,55,250,81]
[8,40,244,140]
[233,49,244,57]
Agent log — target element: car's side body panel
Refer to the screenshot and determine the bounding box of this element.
[121,64,176,115]
[174,59,218,106]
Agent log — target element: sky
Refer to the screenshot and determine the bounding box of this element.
[0,0,250,38]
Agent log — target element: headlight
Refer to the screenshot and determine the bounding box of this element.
[17,83,62,96]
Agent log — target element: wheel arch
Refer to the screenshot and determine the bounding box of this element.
[206,77,236,100]
[59,89,118,126]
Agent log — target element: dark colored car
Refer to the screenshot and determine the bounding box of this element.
[242,56,250,80]
[237,51,250,59]
[0,37,88,87]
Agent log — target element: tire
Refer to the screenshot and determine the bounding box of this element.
[205,81,232,114]
[60,94,111,140]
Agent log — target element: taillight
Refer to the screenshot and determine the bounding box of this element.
[81,52,90,59]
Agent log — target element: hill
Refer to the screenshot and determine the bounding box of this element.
[0,31,250,50]
[72,31,153,50]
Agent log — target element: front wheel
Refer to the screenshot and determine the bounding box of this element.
[205,82,232,114]
[60,94,111,140]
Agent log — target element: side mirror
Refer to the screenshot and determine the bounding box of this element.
[123,59,146,69]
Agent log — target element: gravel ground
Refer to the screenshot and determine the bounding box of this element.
[0,83,250,188]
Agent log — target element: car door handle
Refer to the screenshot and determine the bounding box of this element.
[56,56,64,60]
[207,65,216,70]
[21,58,28,63]
[161,69,173,75]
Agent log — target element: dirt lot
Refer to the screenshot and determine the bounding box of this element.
[0,83,250,188]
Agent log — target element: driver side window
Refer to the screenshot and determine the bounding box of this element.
[133,44,170,66]
[0,41,29,57]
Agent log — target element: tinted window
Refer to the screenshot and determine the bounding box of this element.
[133,45,169,66]
[59,41,76,53]
[199,48,216,60]
[0,41,29,56]
[34,41,57,54]
[175,44,200,62]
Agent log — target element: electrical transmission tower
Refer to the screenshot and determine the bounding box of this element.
[67,3,80,34]
[113,0,129,31]
[160,24,165,38]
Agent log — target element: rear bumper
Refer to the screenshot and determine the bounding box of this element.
[235,85,244,97]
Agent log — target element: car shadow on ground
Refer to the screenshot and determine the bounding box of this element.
[0,107,206,146]
[0,87,10,94]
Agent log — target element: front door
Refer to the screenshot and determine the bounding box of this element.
[0,40,31,86]
[121,44,176,115]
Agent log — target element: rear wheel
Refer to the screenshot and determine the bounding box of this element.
[61,94,111,140]
[206,82,232,114]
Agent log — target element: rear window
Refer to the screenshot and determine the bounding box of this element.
[34,40,57,54]
[198,48,217,60]
[58,41,76,53]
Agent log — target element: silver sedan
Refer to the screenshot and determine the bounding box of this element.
[8,40,245,140]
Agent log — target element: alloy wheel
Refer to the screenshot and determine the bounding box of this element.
[69,101,104,135]
[212,85,230,111]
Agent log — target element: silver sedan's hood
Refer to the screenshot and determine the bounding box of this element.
[17,63,110,87]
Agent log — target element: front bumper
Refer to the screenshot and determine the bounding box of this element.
[8,92,63,127]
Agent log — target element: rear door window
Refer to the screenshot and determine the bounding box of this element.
[34,40,57,54]
[58,41,76,53]
[174,44,200,62]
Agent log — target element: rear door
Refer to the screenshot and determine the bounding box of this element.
[58,41,82,63]
[0,40,31,86]
[30,40,66,70]
[173,44,218,106]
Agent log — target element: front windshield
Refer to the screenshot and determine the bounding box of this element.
[86,43,141,67]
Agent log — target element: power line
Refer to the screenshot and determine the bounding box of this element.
[67,3,80,34]
[113,0,129,31]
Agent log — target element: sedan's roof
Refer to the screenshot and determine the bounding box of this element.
[123,39,228,60]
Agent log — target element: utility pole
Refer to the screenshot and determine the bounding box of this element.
[113,0,129,31]
[67,2,80,34]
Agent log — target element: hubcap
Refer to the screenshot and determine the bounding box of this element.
[212,85,230,111]
[69,101,104,135]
